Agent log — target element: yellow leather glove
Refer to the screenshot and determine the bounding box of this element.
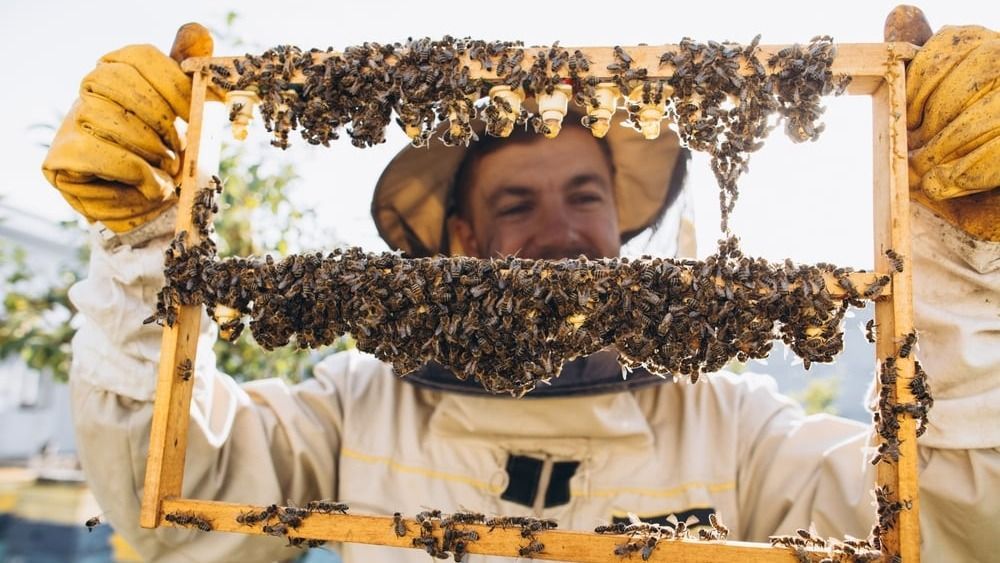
[904,25,1000,202]
[41,24,211,233]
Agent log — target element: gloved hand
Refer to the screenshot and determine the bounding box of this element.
[905,25,1000,201]
[885,6,1000,241]
[41,24,212,233]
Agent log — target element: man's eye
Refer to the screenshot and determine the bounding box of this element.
[572,194,603,205]
[498,204,530,217]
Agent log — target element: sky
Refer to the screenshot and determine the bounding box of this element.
[1,0,998,266]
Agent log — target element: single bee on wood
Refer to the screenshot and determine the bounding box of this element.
[392,512,407,537]
[305,500,349,514]
[885,249,904,273]
[898,330,917,358]
[708,512,729,540]
[176,358,193,381]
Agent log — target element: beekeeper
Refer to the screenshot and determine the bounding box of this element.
[40,13,999,563]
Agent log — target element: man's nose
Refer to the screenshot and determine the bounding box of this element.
[530,203,585,258]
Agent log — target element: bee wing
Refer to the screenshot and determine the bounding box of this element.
[620,364,633,380]
[684,514,700,527]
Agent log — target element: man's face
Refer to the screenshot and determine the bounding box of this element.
[451,126,620,259]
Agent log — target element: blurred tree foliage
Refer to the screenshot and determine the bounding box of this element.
[1,12,348,384]
[210,143,351,383]
[791,377,840,415]
[0,141,349,384]
[0,231,83,381]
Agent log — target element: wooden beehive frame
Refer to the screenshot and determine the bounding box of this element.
[140,41,920,562]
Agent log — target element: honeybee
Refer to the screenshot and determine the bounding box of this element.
[165,511,213,532]
[445,511,485,525]
[491,95,513,113]
[898,331,917,358]
[176,358,193,381]
[708,513,729,540]
[262,522,288,536]
[518,539,544,557]
[594,522,627,534]
[640,535,660,560]
[864,319,877,343]
[306,500,349,514]
[486,516,521,531]
[613,45,633,65]
[885,249,904,273]
[392,512,407,537]
[666,513,699,539]
[277,511,304,529]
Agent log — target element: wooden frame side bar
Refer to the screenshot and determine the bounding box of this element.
[872,56,920,561]
[139,69,211,528]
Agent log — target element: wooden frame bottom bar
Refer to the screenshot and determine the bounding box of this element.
[160,499,839,562]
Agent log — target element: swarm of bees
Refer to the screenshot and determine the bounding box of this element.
[148,223,889,395]
[867,484,915,562]
[658,35,847,230]
[488,515,555,559]
[409,509,490,560]
[234,502,332,549]
[871,348,932,469]
[164,510,214,532]
[866,349,930,561]
[597,512,727,561]
[208,35,847,231]
[162,35,862,395]
[770,526,881,562]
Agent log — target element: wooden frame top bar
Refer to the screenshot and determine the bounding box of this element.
[182,42,918,95]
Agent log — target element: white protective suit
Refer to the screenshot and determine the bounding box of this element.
[67,202,999,562]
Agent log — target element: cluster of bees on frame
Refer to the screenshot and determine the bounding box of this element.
[208,35,847,231]
[595,512,729,560]
[402,510,556,560]
[870,333,932,466]
[769,523,881,562]
[233,500,347,548]
[150,195,889,396]
[164,510,214,532]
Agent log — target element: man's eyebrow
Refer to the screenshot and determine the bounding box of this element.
[565,172,612,192]
[487,185,535,207]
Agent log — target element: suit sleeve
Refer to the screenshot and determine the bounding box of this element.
[67,209,351,562]
[735,374,1000,561]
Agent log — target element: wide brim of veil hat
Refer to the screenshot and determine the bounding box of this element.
[372,100,690,257]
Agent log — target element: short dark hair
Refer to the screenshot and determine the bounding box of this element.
[448,120,615,221]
